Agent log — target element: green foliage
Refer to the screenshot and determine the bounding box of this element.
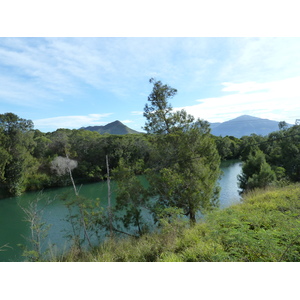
[143,79,221,224]
[236,124,300,192]
[0,113,36,196]
[215,136,241,160]
[18,192,54,262]
[0,112,33,133]
[113,158,150,236]
[247,162,276,190]
[83,120,140,135]
[60,191,105,252]
[0,147,10,181]
[143,78,178,134]
[52,184,300,262]
[239,134,265,161]
[0,117,152,197]
[238,149,276,193]
[278,121,289,131]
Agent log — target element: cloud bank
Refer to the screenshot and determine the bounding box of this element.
[177,76,300,124]
[1,37,300,131]
[34,113,113,131]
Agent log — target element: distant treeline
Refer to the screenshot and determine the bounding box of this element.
[1,112,300,198]
[0,114,152,197]
[1,79,300,202]
[213,124,300,192]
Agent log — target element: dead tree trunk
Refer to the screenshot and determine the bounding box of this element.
[66,156,92,248]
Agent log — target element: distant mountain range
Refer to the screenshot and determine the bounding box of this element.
[81,120,141,135]
[81,115,291,138]
[210,115,292,138]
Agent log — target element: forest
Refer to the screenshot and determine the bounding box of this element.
[1,78,300,261]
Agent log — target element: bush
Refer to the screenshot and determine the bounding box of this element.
[50,184,300,262]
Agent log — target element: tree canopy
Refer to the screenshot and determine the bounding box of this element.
[142,79,221,224]
[0,113,35,196]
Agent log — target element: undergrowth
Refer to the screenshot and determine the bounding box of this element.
[50,184,300,262]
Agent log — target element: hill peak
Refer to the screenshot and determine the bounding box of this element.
[211,115,290,138]
[81,120,140,135]
[108,120,122,125]
[228,115,262,121]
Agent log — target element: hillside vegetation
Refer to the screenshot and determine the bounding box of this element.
[53,184,300,262]
[82,120,140,135]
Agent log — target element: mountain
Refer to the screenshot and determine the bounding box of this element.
[210,115,291,138]
[81,120,141,135]
[209,122,222,130]
[81,116,290,137]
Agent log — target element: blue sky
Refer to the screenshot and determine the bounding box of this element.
[1,37,300,132]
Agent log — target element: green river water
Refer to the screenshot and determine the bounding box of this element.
[0,160,242,262]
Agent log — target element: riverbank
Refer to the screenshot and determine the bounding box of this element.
[0,161,242,262]
[50,183,300,262]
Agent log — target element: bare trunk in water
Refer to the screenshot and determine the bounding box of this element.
[67,157,92,248]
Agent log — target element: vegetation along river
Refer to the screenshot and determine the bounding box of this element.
[0,160,242,262]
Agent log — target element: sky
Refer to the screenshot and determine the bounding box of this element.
[1,37,300,132]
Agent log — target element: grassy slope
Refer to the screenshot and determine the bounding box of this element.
[53,184,300,262]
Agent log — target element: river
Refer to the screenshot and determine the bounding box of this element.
[0,160,242,262]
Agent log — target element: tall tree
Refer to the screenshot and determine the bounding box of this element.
[143,78,201,135]
[144,79,221,225]
[112,158,146,236]
[0,113,35,196]
[278,121,289,131]
[143,78,178,134]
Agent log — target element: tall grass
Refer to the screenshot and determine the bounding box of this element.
[49,183,300,262]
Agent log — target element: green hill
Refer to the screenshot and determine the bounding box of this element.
[81,120,141,135]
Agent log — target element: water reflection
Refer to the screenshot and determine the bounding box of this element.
[0,160,242,261]
[219,160,242,208]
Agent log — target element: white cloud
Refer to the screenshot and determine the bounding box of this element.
[0,38,217,104]
[131,111,144,116]
[222,81,267,93]
[2,37,300,128]
[222,77,300,96]
[0,74,55,106]
[121,119,134,124]
[176,76,300,124]
[34,113,112,131]
[218,38,300,83]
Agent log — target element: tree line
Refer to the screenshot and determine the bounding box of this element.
[1,80,300,199]
[0,116,151,197]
